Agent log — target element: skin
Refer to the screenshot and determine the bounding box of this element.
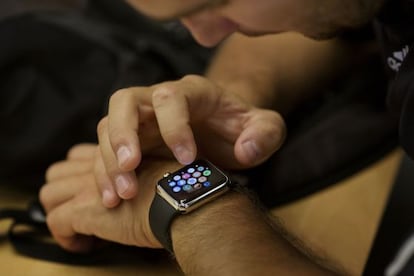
[127,0,384,46]
[95,0,383,206]
[97,75,285,207]
[40,144,341,275]
[39,0,386,274]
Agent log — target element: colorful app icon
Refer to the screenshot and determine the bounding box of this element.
[168,181,176,187]
[203,170,212,176]
[182,173,191,179]
[187,168,195,173]
[194,183,202,189]
[178,179,186,186]
[197,166,205,171]
[173,175,181,181]
[173,186,181,193]
[183,185,192,192]
[187,178,197,185]
[192,171,201,178]
[198,176,207,183]
[203,182,211,187]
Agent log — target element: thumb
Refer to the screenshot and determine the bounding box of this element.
[234,109,286,167]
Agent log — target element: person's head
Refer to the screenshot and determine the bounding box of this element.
[127,0,384,47]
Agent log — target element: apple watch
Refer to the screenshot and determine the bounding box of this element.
[149,159,231,253]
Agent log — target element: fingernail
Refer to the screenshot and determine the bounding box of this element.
[117,145,131,168]
[242,140,260,163]
[174,144,194,165]
[102,189,116,206]
[115,174,130,196]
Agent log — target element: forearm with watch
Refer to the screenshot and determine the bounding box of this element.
[148,160,341,275]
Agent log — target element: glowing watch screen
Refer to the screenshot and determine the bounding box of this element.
[159,160,228,202]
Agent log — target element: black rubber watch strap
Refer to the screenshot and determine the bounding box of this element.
[149,193,179,253]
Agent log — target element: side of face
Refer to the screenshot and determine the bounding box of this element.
[126,0,383,46]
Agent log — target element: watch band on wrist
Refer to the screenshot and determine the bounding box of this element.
[149,193,178,253]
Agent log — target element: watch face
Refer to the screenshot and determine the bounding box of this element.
[158,160,228,205]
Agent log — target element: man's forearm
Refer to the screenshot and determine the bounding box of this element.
[171,191,341,276]
[206,32,374,114]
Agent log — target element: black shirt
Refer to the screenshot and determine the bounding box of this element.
[375,0,414,160]
[370,1,414,274]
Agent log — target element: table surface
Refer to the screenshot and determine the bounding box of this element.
[0,149,402,275]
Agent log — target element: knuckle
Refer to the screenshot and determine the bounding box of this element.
[265,113,286,148]
[96,117,108,136]
[97,118,128,147]
[46,212,60,232]
[66,144,84,159]
[180,75,212,92]
[181,74,203,84]
[38,186,50,210]
[107,125,124,143]
[275,112,286,127]
[161,127,182,141]
[45,162,61,182]
[272,113,287,138]
[262,110,286,129]
[152,85,179,104]
[161,128,192,149]
[109,88,134,105]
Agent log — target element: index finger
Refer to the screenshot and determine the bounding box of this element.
[151,75,222,165]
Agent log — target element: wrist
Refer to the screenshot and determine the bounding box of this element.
[132,159,183,248]
[171,191,255,274]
